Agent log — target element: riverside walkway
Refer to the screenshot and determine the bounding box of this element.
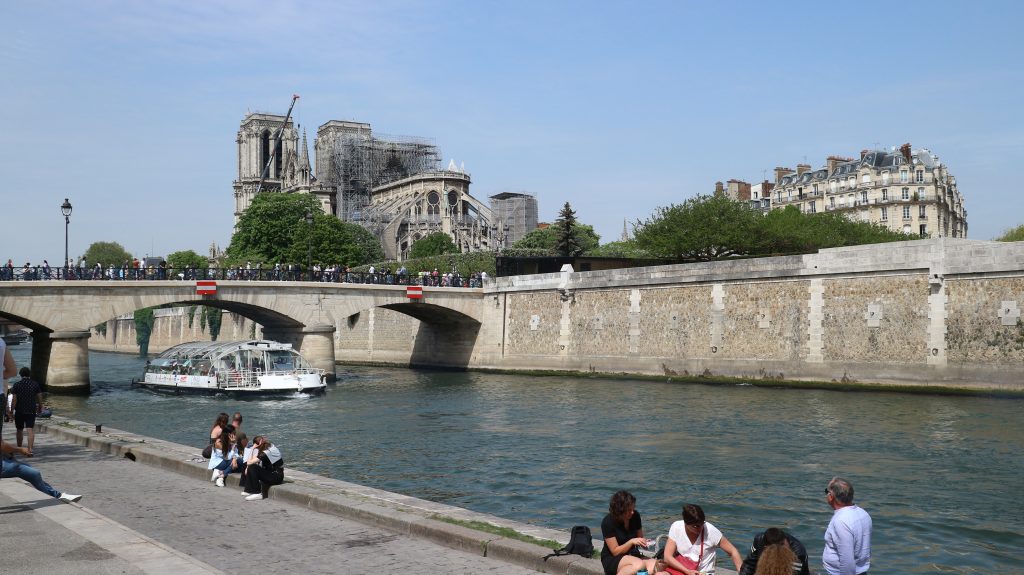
[0,420,576,575]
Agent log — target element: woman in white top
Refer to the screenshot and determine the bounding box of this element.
[663,504,742,575]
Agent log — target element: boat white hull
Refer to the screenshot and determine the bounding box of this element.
[139,372,326,394]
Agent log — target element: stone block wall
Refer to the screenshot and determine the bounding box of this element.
[946,277,1024,363]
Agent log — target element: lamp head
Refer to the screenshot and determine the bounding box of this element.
[61,198,73,217]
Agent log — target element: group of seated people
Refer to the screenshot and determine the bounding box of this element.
[602,490,808,575]
[204,412,284,501]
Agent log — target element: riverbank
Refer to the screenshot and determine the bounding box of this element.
[30,416,638,575]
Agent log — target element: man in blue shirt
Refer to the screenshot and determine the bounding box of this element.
[823,477,872,575]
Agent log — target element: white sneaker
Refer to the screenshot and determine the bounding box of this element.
[59,493,83,503]
[211,469,220,482]
[245,493,263,501]
[215,477,225,487]
[241,491,252,496]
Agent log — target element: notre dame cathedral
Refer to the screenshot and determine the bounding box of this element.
[233,111,517,261]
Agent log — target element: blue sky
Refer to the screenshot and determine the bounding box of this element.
[3,0,1022,264]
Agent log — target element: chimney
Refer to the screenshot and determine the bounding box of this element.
[727,179,751,201]
[774,166,794,184]
[900,142,912,164]
[826,155,852,175]
[860,149,870,160]
[714,181,725,195]
[796,163,812,175]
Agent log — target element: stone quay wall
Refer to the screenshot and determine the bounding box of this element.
[467,238,1024,390]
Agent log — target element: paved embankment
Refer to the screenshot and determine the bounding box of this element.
[10,418,588,574]
[8,418,740,575]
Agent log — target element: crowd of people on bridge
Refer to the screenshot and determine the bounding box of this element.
[203,411,284,501]
[600,483,870,575]
[2,257,489,287]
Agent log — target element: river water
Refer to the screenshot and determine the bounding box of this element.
[8,344,1022,573]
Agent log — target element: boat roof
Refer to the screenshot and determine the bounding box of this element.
[155,340,296,360]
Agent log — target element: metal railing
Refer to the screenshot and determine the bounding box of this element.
[0,266,486,287]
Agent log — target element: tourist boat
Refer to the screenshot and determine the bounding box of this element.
[134,340,327,394]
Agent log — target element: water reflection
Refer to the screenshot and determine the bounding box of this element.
[6,344,1023,574]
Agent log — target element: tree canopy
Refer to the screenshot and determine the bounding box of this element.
[228,193,384,266]
[409,232,458,259]
[510,223,600,256]
[166,250,208,270]
[634,195,917,262]
[996,224,1024,242]
[83,241,133,267]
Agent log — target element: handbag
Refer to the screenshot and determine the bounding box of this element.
[202,443,213,459]
[665,526,704,575]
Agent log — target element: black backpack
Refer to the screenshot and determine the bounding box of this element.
[544,525,594,560]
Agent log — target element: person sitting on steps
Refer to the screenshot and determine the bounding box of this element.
[242,436,283,501]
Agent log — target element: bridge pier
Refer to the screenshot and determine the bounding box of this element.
[34,329,91,394]
[263,324,337,383]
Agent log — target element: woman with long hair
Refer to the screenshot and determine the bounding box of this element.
[755,544,798,575]
[242,436,284,501]
[600,490,661,575]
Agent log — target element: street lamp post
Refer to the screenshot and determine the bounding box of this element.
[61,198,72,279]
[305,210,313,279]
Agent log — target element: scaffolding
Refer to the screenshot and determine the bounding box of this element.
[489,191,538,245]
[322,131,441,227]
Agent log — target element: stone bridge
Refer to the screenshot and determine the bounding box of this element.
[0,281,485,393]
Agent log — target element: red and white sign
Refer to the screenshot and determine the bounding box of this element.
[406,285,423,300]
[196,280,217,295]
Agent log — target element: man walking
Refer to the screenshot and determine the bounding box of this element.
[823,477,872,575]
[9,367,43,455]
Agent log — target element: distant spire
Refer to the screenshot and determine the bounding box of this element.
[621,219,630,242]
[447,158,457,171]
[299,128,311,172]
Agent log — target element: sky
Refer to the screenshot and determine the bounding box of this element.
[3,0,1023,264]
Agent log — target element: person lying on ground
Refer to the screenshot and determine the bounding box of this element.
[0,439,82,503]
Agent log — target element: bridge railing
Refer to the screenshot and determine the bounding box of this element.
[0,265,485,288]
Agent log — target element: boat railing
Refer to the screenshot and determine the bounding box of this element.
[216,367,325,389]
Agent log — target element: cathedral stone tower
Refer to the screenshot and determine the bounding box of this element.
[233,113,331,225]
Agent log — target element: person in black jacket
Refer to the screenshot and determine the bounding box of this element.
[739,527,810,575]
[242,436,284,501]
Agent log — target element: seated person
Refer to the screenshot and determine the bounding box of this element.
[207,426,240,487]
[754,543,800,575]
[1,440,82,503]
[600,490,660,575]
[242,436,284,501]
[663,503,743,575]
[739,527,810,575]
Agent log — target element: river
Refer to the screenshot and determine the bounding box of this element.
[7,344,1022,573]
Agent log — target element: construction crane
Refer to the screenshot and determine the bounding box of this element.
[255,94,300,195]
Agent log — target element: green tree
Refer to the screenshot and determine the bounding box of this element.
[409,232,458,259]
[634,194,759,261]
[167,250,208,270]
[228,193,384,266]
[587,240,651,258]
[510,224,600,256]
[83,241,133,267]
[555,202,582,257]
[134,308,155,357]
[996,224,1024,242]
